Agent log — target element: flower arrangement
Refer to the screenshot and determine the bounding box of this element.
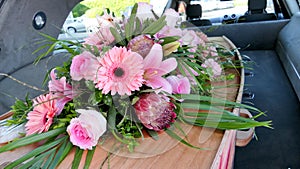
[0,2,271,169]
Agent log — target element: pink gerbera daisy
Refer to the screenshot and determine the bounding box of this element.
[25,93,59,135]
[95,47,144,95]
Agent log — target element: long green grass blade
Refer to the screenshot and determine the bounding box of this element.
[72,147,84,169]
[180,94,263,113]
[84,148,96,169]
[4,137,65,169]
[0,127,66,153]
[18,147,57,169]
[48,138,69,169]
[165,129,206,150]
[41,148,56,169]
[33,42,57,65]
[58,141,73,164]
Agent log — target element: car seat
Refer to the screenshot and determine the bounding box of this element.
[238,0,277,22]
[181,4,212,27]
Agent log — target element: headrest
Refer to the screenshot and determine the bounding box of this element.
[186,4,202,18]
[248,0,267,14]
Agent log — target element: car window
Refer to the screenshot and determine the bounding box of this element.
[183,0,275,25]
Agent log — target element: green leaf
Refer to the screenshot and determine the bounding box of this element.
[72,147,84,169]
[0,127,66,153]
[42,150,56,169]
[160,36,181,46]
[58,141,73,164]
[48,138,69,169]
[165,129,205,150]
[142,15,167,35]
[34,42,58,65]
[4,136,66,169]
[110,27,126,46]
[107,105,117,131]
[84,148,96,169]
[134,17,142,35]
[180,94,263,114]
[146,130,159,141]
[125,3,138,41]
[18,147,57,169]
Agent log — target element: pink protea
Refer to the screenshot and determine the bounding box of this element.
[25,93,59,135]
[95,46,144,95]
[127,35,154,58]
[134,93,176,131]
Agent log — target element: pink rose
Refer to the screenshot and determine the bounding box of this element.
[67,109,107,150]
[70,51,99,81]
[166,75,191,94]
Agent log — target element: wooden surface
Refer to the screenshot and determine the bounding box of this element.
[0,36,244,169]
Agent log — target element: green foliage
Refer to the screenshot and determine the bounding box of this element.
[85,7,103,18]
[7,94,33,126]
[80,0,150,17]
[72,3,90,17]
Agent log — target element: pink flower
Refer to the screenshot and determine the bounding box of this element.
[89,27,115,46]
[155,26,182,39]
[127,35,154,57]
[95,47,144,95]
[84,9,116,49]
[143,44,177,94]
[166,75,191,94]
[84,33,105,50]
[134,93,176,131]
[201,58,222,77]
[96,9,117,28]
[48,69,75,114]
[163,8,181,27]
[136,2,155,21]
[196,31,209,43]
[25,94,59,135]
[177,65,199,86]
[202,46,218,58]
[70,51,100,81]
[181,29,206,52]
[67,109,107,150]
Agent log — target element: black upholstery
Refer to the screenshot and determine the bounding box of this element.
[248,0,267,14]
[186,4,202,19]
[238,13,277,22]
[181,4,212,27]
[238,0,277,22]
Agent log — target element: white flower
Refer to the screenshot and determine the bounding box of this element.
[136,2,155,21]
[163,8,181,27]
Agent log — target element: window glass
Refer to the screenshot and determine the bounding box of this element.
[189,0,275,25]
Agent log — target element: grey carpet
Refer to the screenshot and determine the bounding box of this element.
[234,50,300,169]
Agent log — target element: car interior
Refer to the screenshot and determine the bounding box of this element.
[0,0,299,168]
